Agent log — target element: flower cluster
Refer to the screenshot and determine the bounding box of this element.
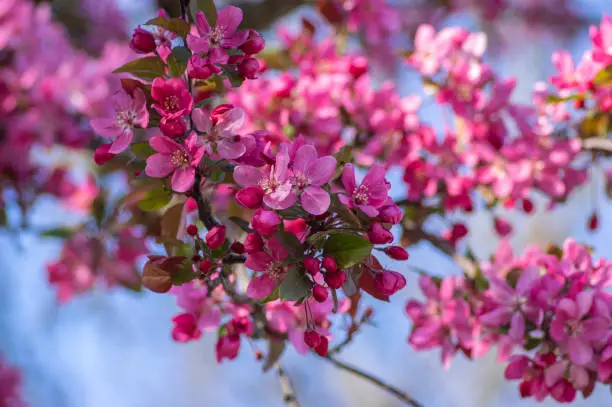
[407,239,612,403]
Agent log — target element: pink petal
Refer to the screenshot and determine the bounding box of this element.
[233,165,264,187]
[246,274,276,299]
[362,163,386,188]
[217,107,245,136]
[508,312,525,341]
[575,291,593,318]
[186,34,210,55]
[301,186,330,215]
[109,130,133,154]
[568,337,594,366]
[341,163,356,193]
[192,108,212,133]
[198,307,221,331]
[245,252,273,271]
[293,145,317,175]
[90,118,122,138]
[145,154,174,178]
[480,308,512,327]
[218,140,246,159]
[171,167,196,192]
[545,361,567,386]
[308,156,336,186]
[289,327,309,355]
[194,11,211,35]
[267,237,289,262]
[150,135,181,154]
[133,88,149,128]
[217,5,243,34]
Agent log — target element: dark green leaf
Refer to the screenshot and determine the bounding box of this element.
[279,267,311,301]
[113,56,166,81]
[262,287,280,303]
[229,216,254,233]
[524,337,540,351]
[40,227,75,239]
[167,47,190,77]
[211,241,230,259]
[137,187,172,212]
[92,192,106,228]
[130,141,155,159]
[171,266,196,286]
[193,0,218,27]
[332,146,352,180]
[144,17,190,38]
[263,340,286,372]
[323,232,372,269]
[274,231,304,258]
[227,70,245,88]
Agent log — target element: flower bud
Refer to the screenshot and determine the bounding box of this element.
[236,186,264,209]
[94,143,116,165]
[494,216,512,237]
[160,117,187,138]
[322,257,337,273]
[172,313,201,342]
[588,211,598,231]
[304,257,320,275]
[324,270,346,289]
[312,285,328,302]
[251,209,281,236]
[304,330,321,349]
[238,57,260,80]
[240,30,266,55]
[314,335,329,356]
[373,270,406,296]
[130,27,156,54]
[244,233,264,253]
[379,204,402,224]
[522,198,534,214]
[230,242,245,254]
[206,225,226,249]
[185,197,198,213]
[186,224,198,236]
[384,246,409,261]
[211,104,234,124]
[199,258,213,274]
[367,222,393,244]
[349,56,368,79]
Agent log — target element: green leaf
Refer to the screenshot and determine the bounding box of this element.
[262,340,286,372]
[593,65,612,86]
[332,146,352,180]
[279,267,312,301]
[137,187,172,212]
[167,47,191,78]
[113,56,166,81]
[323,232,372,269]
[92,192,106,228]
[545,94,580,104]
[227,70,245,88]
[171,266,196,286]
[40,227,75,239]
[274,231,304,258]
[130,141,155,159]
[262,287,280,303]
[144,17,190,38]
[211,241,229,259]
[193,0,218,27]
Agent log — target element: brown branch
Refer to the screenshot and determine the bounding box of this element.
[191,173,219,230]
[581,138,612,154]
[277,364,302,407]
[323,355,423,407]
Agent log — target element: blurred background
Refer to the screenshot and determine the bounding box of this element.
[1,0,612,406]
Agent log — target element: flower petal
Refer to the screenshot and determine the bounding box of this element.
[308,156,336,186]
[109,130,133,154]
[171,167,196,192]
[150,135,181,154]
[145,154,174,178]
[246,274,276,299]
[301,186,330,215]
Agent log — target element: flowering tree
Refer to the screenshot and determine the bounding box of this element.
[1,0,612,405]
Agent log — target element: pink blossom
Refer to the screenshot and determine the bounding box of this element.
[145,132,205,192]
[288,144,336,215]
[90,88,148,153]
[339,163,390,217]
[215,334,241,363]
[590,15,612,65]
[246,237,289,299]
[192,105,248,159]
[187,7,247,53]
[151,77,193,118]
[171,313,202,342]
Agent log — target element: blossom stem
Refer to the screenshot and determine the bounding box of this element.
[191,172,219,230]
[322,355,423,407]
[277,364,302,407]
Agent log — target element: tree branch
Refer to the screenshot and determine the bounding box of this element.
[277,364,302,407]
[191,173,219,230]
[323,355,423,407]
[582,138,612,154]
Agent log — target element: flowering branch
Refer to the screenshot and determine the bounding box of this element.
[277,364,302,407]
[323,355,423,407]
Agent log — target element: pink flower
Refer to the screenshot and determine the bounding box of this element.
[145,132,205,192]
[367,222,393,244]
[151,78,193,118]
[251,209,281,236]
[187,7,248,54]
[171,313,202,342]
[206,225,226,249]
[550,291,608,366]
[192,105,248,159]
[90,89,149,154]
[245,237,289,299]
[339,163,390,217]
[288,145,336,215]
[590,15,612,65]
[373,270,406,296]
[215,334,241,363]
[234,146,296,210]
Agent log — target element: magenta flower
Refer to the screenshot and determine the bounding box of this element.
[145,132,205,192]
[339,163,390,217]
[192,105,248,159]
[550,291,609,366]
[234,146,296,210]
[215,334,241,363]
[245,237,289,299]
[90,89,149,154]
[288,145,336,215]
[187,7,248,54]
[151,78,193,118]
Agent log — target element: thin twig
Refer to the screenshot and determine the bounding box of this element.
[323,355,423,407]
[191,173,219,230]
[276,364,301,407]
[582,138,612,154]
